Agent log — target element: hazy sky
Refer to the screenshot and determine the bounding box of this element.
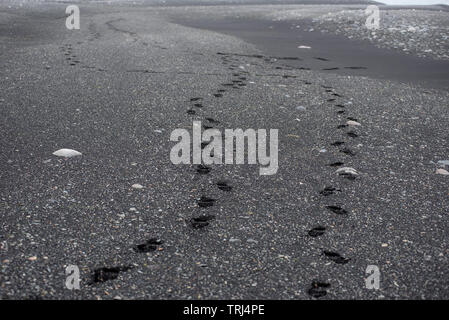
[381,0,449,4]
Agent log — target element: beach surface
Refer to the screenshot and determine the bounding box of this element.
[0,1,448,299]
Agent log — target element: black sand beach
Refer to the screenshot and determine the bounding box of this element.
[0,1,448,300]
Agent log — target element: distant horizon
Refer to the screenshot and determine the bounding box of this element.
[380,0,448,5]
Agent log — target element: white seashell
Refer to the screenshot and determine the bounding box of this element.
[346,120,361,126]
[132,184,144,189]
[336,167,359,175]
[52,149,82,158]
[436,168,449,175]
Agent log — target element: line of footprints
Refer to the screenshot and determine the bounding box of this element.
[87,52,361,299]
[87,52,245,285]
[305,81,361,298]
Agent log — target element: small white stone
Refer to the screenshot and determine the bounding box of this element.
[346,120,361,126]
[296,106,306,111]
[52,148,82,158]
[298,45,311,49]
[132,184,144,189]
[436,168,449,175]
[336,167,359,175]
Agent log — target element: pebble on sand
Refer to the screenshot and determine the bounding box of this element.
[435,168,449,175]
[346,120,361,126]
[336,167,359,175]
[132,183,144,189]
[52,149,82,158]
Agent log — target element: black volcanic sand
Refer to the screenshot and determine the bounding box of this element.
[175,16,449,90]
[0,2,448,300]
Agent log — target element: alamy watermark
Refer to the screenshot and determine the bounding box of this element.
[365,5,380,30]
[365,265,380,290]
[170,121,278,175]
[65,265,80,290]
[65,5,80,30]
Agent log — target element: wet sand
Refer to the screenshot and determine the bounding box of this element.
[176,16,449,90]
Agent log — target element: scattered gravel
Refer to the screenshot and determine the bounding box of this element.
[312,7,449,60]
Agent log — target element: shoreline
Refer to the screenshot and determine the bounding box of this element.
[173,15,449,90]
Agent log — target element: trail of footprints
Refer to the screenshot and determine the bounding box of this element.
[60,43,81,67]
[305,82,363,297]
[86,51,363,298]
[184,52,254,230]
[59,42,108,72]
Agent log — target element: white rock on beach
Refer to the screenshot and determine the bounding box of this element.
[52,149,82,158]
[336,167,359,176]
[346,120,361,126]
[435,169,449,175]
[132,184,144,189]
[298,45,311,49]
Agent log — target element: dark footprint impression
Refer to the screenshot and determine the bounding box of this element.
[198,196,216,208]
[320,187,341,196]
[216,181,232,192]
[190,97,202,102]
[133,238,163,253]
[323,251,350,264]
[323,67,339,71]
[189,215,216,229]
[196,164,211,174]
[326,205,348,215]
[329,161,344,167]
[213,93,223,98]
[308,226,326,237]
[91,266,133,284]
[205,117,220,124]
[308,280,331,298]
[331,141,345,146]
[344,66,367,70]
[186,109,196,115]
[314,57,330,61]
[347,131,358,138]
